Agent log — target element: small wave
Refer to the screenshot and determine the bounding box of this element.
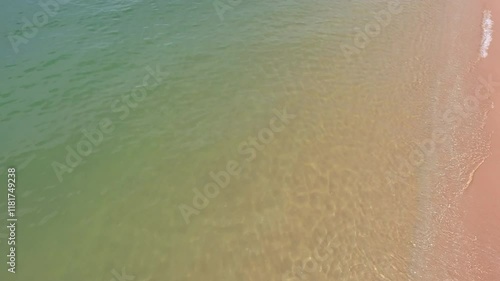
[480,10,494,58]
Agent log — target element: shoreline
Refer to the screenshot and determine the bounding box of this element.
[415,1,500,280]
[409,1,500,280]
[457,0,500,280]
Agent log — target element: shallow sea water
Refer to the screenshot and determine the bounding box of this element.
[0,0,492,280]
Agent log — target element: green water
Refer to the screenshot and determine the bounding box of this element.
[0,0,484,280]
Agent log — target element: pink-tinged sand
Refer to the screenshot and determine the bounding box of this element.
[456,0,500,280]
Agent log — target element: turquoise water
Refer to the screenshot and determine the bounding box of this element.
[0,0,488,280]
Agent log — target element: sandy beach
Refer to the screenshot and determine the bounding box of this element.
[457,0,500,280]
[422,1,500,280]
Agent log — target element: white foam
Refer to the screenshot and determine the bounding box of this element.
[480,10,494,58]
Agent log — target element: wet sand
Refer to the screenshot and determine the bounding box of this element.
[457,0,500,280]
[426,1,500,280]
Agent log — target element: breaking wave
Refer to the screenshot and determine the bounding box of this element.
[480,10,494,58]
